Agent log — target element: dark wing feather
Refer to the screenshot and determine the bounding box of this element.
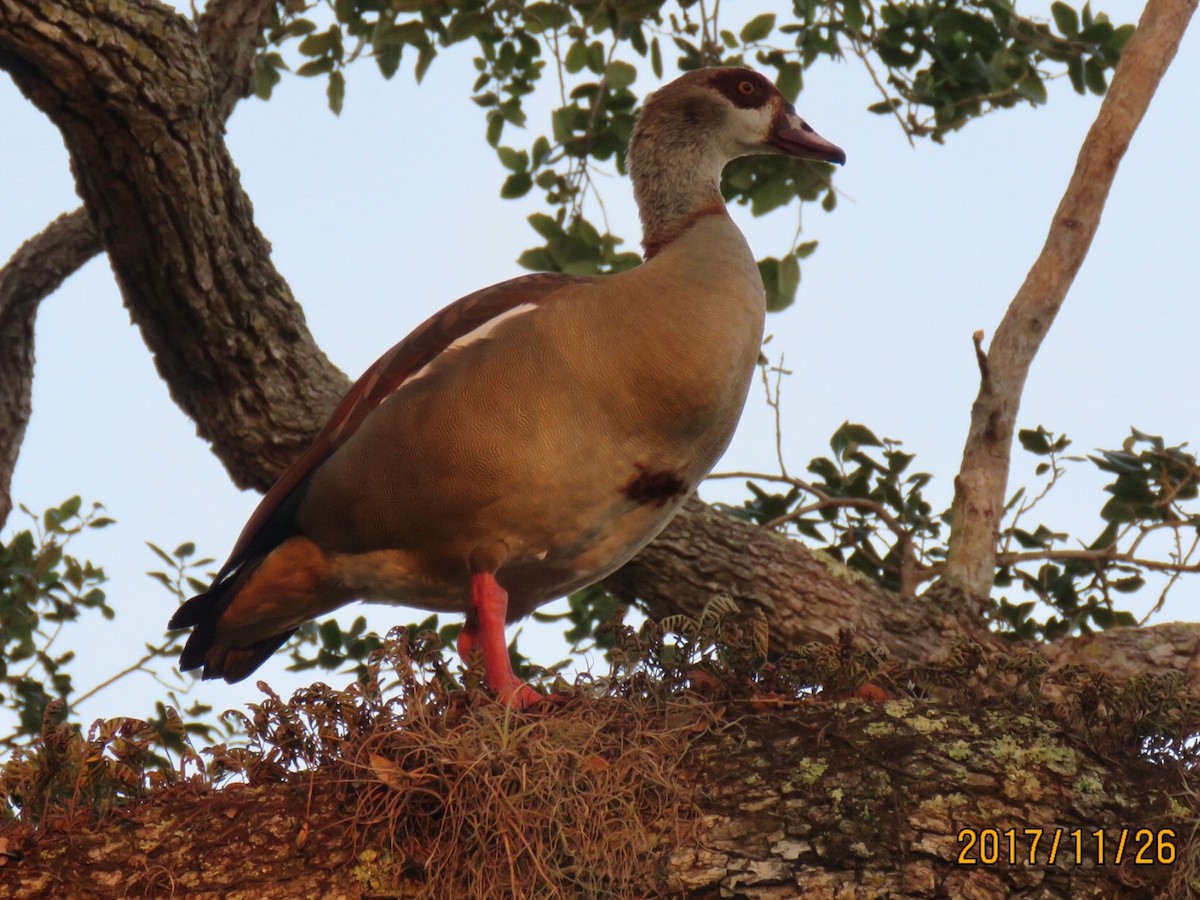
[172,271,591,630]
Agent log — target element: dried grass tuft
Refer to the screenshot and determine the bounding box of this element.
[225,628,718,898]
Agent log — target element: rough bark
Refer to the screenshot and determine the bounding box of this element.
[609,497,1200,703]
[0,701,1187,898]
[0,208,97,526]
[0,0,1198,705]
[941,0,1198,600]
[0,0,271,525]
[0,0,337,517]
[1,1,1198,895]
[606,497,1001,663]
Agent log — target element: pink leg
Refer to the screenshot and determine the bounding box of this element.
[467,572,543,709]
[456,618,479,664]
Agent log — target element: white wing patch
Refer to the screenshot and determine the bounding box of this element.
[396,302,540,393]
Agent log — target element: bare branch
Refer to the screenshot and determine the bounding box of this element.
[996,547,1200,575]
[0,209,99,526]
[941,0,1197,601]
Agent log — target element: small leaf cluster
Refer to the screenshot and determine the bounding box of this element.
[286,614,385,683]
[860,0,1132,140]
[1,703,206,825]
[247,2,1132,313]
[995,428,1199,641]
[727,421,941,593]
[0,499,113,746]
[146,539,214,603]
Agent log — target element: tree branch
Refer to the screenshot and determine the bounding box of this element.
[941,0,1197,600]
[0,209,98,526]
[0,699,1186,898]
[0,0,282,529]
[606,497,1200,704]
[3,0,1197,719]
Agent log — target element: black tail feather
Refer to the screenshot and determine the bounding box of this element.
[202,630,298,683]
[172,562,294,682]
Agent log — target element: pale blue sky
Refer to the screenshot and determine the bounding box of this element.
[2,3,1197,725]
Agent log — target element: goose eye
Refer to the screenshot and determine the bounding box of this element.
[738,80,756,96]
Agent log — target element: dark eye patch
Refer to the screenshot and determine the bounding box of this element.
[710,68,775,110]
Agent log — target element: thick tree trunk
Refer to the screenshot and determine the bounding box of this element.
[1,0,1198,895]
[0,0,280,525]
[0,0,346,498]
[0,699,1186,898]
[1,0,1199,703]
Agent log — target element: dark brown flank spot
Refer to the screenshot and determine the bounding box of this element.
[622,466,687,507]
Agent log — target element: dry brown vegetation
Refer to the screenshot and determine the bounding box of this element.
[2,616,1198,898]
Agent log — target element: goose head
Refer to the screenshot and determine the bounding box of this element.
[627,67,845,255]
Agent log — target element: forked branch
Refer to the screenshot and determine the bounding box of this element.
[940,0,1197,602]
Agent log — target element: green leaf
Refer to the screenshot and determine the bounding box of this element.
[378,21,425,46]
[146,542,175,567]
[757,257,780,310]
[832,422,883,454]
[517,247,555,271]
[1111,575,1145,594]
[299,30,339,58]
[1067,56,1085,93]
[777,253,800,309]
[318,619,342,650]
[1079,22,1114,44]
[285,19,317,38]
[297,57,335,78]
[497,146,527,172]
[650,37,663,79]
[843,0,866,32]
[564,39,587,74]
[1015,73,1047,105]
[795,240,818,259]
[528,212,562,240]
[605,60,637,91]
[501,172,533,198]
[775,61,802,102]
[376,45,401,80]
[522,3,574,31]
[485,111,504,147]
[1051,2,1079,37]
[1111,24,1136,51]
[415,44,437,83]
[254,55,282,100]
[327,69,345,115]
[1083,57,1107,94]
[1018,427,1051,455]
[740,13,776,44]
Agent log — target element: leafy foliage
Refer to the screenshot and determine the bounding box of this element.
[995,428,1200,640]
[666,421,1200,647]
[0,499,113,747]
[252,0,1131,310]
[720,421,941,594]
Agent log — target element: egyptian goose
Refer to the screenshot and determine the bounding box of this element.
[170,67,845,707]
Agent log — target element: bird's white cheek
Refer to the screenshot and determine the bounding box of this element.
[728,105,776,153]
